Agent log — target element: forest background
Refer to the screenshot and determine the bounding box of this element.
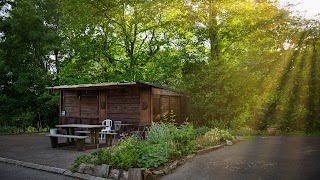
[1,0,319,133]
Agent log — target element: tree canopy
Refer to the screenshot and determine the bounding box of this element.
[1,0,320,132]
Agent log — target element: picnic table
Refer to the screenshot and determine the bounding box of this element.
[56,124,104,145]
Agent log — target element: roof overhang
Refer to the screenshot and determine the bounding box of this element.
[46,80,186,94]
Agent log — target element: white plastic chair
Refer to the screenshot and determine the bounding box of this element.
[101,119,113,140]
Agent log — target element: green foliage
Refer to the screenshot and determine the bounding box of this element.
[0,125,49,134]
[57,0,189,84]
[135,142,168,169]
[26,126,37,133]
[0,126,23,134]
[110,137,137,170]
[229,126,264,136]
[72,122,198,171]
[71,155,93,172]
[195,126,212,136]
[71,148,112,172]
[110,135,169,170]
[195,128,235,149]
[146,122,173,144]
[91,149,112,165]
[2,0,320,137]
[0,0,60,129]
[38,126,50,132]
[146,122,197,159]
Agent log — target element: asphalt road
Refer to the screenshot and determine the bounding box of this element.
[161,136,320,180]
[0,162,79,180]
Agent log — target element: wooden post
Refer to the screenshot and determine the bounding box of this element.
[90,129,95,144]
[49,137,58,148]
[94,128,100,144]
[76,139,85,151]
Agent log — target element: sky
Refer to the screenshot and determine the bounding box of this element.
[278,0,320,19]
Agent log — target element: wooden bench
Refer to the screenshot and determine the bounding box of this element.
[75,131,118,146]
[46,134,89,151]
[75,130,90,135]
[101,132,118,146]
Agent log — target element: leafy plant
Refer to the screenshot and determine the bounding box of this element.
[71,155,93,172]
[71,148,112,172]
[0,126,23,134]
[26,126,37,133]
[91,148,112,165]
[110,136,139,170]
[146,121,196,159]
[195,126,212,136]
[195,128,235,149]
[146,122,173,144]
[135,142,168,168]
[39,126,50,132]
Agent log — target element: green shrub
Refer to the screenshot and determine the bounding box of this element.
[70,148,112,172]
[146,122,173,144]
[169,123,197,158]
[229,126,257,136]
[71,122,208,171]
[195,128,235,149]
[110,136,138,170]
[195,126,211,136]
[91,148,112,165]
[146,122,197,159]
[135,142,168,168]
[0,126,23,134]
[26,126,37,133]
[39,126,50,132]
[71,155,93,172]
[217,129,236,142]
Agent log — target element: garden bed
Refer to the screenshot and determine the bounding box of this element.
[76,143,228,179]
[71,121,236,179]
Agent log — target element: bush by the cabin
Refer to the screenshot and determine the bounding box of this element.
[0,125,49,134]
[195,128,235,149]
[71,122,235,172]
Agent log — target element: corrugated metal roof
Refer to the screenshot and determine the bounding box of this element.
[46,80,186,94]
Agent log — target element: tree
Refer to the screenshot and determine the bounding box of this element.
[56,0,196,86]
[182,0,293,128]
[0,0,60,128]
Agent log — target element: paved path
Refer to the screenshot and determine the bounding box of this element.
[0,133,95,169]
[0,133,106,179]
[0,162,79,180]
[161,136,320,180]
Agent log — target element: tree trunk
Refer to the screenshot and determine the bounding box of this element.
[208,0,219,61]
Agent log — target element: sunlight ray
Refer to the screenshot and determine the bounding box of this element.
[261,30,310,129]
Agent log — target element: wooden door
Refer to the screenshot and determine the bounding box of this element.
[140,87,151,125]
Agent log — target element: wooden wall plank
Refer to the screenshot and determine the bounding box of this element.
[107,96,140,104]
[140,87,151,125]
[107,87,141,126]
[152,97,161,122]
[99,91,107,121]
[160,96,170,117]
[80,93,99,118]
[170,96,181,123]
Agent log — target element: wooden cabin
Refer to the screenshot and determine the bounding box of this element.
[47,81,189,127]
